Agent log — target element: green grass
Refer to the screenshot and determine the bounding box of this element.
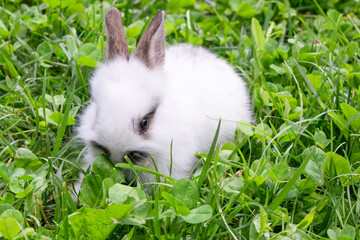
[1,0,360,239]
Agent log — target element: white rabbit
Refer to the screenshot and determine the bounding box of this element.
[76,8,252,192]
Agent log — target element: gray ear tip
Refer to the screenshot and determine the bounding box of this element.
[106,7,121,19]
[156,10,165,20]
[107,7,120,13]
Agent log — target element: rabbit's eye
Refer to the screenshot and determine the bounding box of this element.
[139,117,149,133]
[137,104,158,136]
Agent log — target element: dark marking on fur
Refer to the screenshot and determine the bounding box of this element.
[90,140,111,157]
[133,11,165,69]
[105,8,130,61]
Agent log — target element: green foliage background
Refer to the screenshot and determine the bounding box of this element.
[1,0,360,239]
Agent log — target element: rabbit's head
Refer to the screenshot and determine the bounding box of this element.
[78,8,168,179]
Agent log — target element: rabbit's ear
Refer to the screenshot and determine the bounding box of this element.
[133,11,165,69]
[105,8,130,61]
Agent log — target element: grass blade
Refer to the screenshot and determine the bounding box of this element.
[197,119,221,187]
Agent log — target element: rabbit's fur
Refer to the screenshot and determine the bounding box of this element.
[77,8,252,191]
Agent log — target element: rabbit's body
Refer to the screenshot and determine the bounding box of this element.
[77,8,251,191]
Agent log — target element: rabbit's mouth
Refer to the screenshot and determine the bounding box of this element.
[126,151,147,162]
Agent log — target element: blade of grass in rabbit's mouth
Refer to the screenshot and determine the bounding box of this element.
[126,151,147,162]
